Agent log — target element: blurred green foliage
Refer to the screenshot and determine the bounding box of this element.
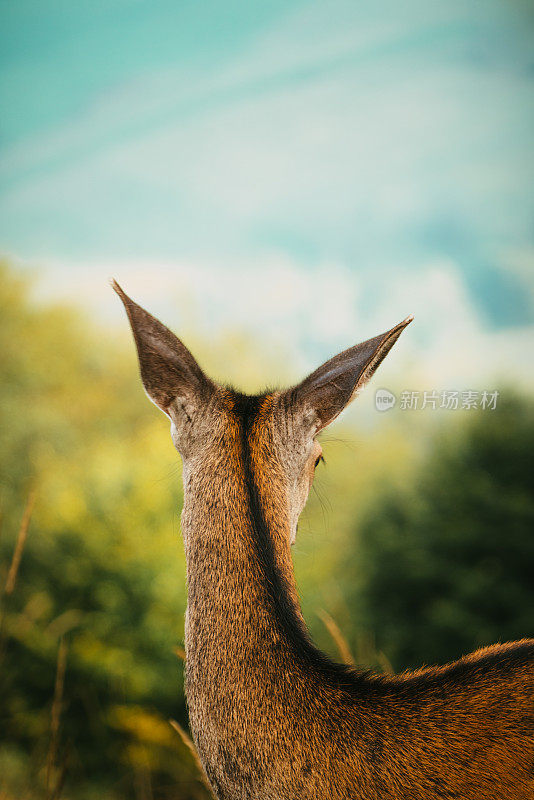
[0,263,204,799]
[0,261,532,798]
[353,396,534,671]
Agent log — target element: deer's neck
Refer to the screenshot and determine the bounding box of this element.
[181,395,310,709]
[179,395,358,796]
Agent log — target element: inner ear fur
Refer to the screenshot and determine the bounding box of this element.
[113,281,213,417]
[289,316,413,432]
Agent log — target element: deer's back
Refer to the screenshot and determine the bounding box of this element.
[327,639,534,800]
[194,640,534,800]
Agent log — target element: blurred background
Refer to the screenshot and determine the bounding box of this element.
[1,1,533,798]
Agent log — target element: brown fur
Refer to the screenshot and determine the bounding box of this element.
[114,282,534,800]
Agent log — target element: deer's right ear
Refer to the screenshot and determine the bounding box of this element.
[112,281,213,419]
[286,316,412,434]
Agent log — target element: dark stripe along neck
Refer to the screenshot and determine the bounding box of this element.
[231,391,363,693]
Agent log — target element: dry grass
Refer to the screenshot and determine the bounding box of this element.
[0,491,37,665]
[174,645,186,661]
[46,637,69,800]
[319,609,394,674]
[318,609,355,665]
[4,491,36,596]
[1,494,70,799]
[173,646,214,797]
[169,719,213,796]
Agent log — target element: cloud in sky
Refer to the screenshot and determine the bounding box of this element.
[35,253,534,394]
[1,0,533,381]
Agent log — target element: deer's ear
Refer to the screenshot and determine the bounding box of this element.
[288,316,413,433]
[113,281,213,418]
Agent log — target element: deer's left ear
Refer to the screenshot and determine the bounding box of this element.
[287,316,413,433]
[112,280,213,419]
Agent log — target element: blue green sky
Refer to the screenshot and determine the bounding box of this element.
[1,0,533,386]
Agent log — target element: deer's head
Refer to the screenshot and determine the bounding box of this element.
[114,281,411,545]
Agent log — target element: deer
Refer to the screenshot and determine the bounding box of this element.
[113,281,534,800]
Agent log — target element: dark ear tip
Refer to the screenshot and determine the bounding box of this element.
[110,278,130,304]
[393,314,414,333]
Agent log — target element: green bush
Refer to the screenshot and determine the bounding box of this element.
[0,263,207,799]
[353,397,534,671]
